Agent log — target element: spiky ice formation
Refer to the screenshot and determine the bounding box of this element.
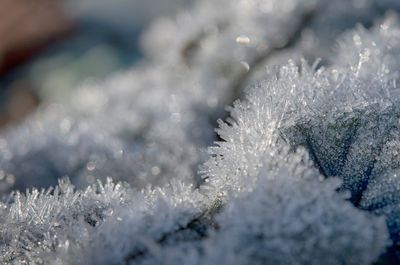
[0,178,209,265]
[1,1,400,265]
[137,70,390,265]
[0,0,322,193]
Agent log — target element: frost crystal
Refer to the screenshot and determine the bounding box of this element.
[0,0,322,193]
[200,66,389,264]
[0,178,208,265]
[275,15,400,252]
[207,170,388,265]
[1,0,400,264]
[134,149,389,265]
[201,12,400,263]
[0,178,127,263]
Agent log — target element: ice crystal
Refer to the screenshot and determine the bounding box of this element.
[0,178,208,265]
[205,166,388,265]
[274,15,400,252]
[0,0,321,193]
[142,112,389,265]
[134,149,389,265]
[201,12,400,263]
[1,0,400,264]
[0,178,127,264]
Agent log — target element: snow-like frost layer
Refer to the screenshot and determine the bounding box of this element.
[277,14,400,251]
[0,178,209,265]
[0,0,324,193]
[1,0,399,194]
[143,147,389,265]
[1,1,400,264]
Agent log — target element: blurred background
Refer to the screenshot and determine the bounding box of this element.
[0,0,192,127]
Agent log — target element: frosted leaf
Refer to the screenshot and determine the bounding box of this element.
[198,66,389,264]
[1,1,400,264]
[0,177,209,265]
[42,180,209,265]
[202,59,326,198]
[0,178,128,264]
[197,13,400,263]
[283,103,400,202]
[270,13,400,230]
[268,14,400,256]
[1,0,399,196]
[148,135,389,265]
[136,150,389,265]
[203,171,388,265]
[0,0,320,193]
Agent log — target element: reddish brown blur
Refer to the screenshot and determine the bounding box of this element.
[0,0,73,126]
[0,0,73,75]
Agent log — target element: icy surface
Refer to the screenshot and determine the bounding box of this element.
[0,0,321,193]
[0,178,208,264]
[277,15,400,250]
[1,0,400,264]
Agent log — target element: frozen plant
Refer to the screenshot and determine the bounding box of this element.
[0,178,127,264]
[0,177,210,265]
[275,15,400,254]
[1,0,400,193]
[203,151,388,265]
[201,13,400,262]
[139,146,389,265]
[0,0,326,193]
[0,0,400,264]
